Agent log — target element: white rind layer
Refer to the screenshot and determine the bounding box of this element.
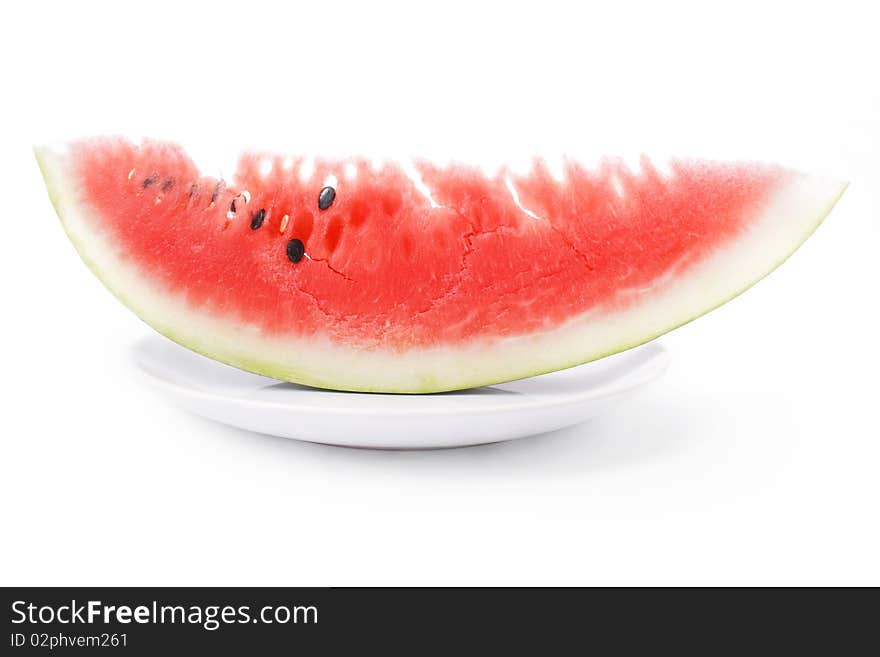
[36,146,846,392]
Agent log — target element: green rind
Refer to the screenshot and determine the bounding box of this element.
[36,147,847,393]
[577,178,849,366]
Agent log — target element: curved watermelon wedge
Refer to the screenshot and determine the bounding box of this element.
[36,139,845,393]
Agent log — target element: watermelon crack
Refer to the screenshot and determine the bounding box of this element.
[291,281,338,322]
[480,264,568,306]
[399,201,597,325]
[404,221,513,320]
[309,255,354,282]
[544,222,596,272]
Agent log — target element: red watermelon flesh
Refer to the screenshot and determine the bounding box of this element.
[36,138,845,392]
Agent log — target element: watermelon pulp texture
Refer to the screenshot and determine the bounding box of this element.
[36,139,846,392]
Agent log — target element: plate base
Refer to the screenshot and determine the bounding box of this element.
[132,336,669,449]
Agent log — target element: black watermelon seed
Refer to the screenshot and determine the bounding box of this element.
[161,178,174,192]
[229,198,237,214]
[142,174,158,189]
[286,238,305,263]
[251,208,266,230]
[211,181,224,204]
[318,186,336,210]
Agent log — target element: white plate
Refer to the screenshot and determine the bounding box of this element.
[131,336,669,449]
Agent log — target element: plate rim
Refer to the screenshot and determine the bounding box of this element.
[131,336,669,417]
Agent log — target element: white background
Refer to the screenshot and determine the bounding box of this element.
[1,1,878,585]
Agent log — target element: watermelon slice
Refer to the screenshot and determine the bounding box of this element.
[35,139,845,393]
